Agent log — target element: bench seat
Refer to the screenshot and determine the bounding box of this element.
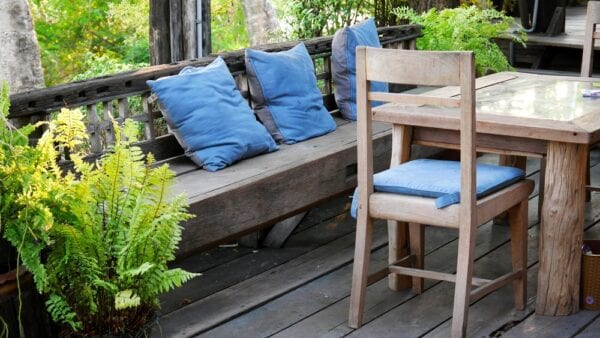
[169,119,393,256]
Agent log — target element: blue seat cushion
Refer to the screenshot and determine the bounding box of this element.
[331,18,389,120]
[147,57,278,172]
[245,43,336,144]
[351,159,525,218]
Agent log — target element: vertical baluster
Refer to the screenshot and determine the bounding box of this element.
[87,104,102,153]
[118,97,130,119]
[323,56,332,96]
[103,100,115,146]
[142,93,156,140]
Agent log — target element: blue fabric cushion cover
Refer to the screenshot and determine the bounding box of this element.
[245,43,336,144]
[351,159,525,218]
[331,18,389,120]
[147,57,278,172]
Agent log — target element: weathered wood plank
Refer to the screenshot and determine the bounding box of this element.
[161,204,358,315]
[502,310,599,338]
[156,219,392,337]
[576,314,600,337]
[173,121,393,256]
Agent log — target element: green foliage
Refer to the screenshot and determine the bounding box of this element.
[211,0,250,52]
[286,0,373,39]
[394,5,526,76]
[0,89,198,334]
[29,0,150,85]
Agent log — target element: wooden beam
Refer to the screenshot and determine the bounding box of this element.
[150,0,171,65]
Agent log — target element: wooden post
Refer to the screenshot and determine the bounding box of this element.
[201,0,211,56]
[170,0,183,62]
[150,0,171,65]
[182,0,198,60]
[536,141,587,315]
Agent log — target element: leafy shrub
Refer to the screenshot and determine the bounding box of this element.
[0,83,198,335]
[394,5,526,76]
[286,0,373,39]
[211,0,250,52]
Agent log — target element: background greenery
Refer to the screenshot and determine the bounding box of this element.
[30,0,526,86]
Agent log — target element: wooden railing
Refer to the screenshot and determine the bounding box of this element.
[9,25,421,161]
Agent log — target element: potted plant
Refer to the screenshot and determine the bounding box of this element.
[394,4,526,76]
[0,82,199,336]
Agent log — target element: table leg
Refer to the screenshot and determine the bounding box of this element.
[536,141,587,315]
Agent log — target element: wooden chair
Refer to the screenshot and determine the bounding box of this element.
[582,1,599,78]
[582,1,600,196]
[348,47,534,337]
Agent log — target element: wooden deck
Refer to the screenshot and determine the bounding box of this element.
[502,6,599,71]
[152,151,600,337]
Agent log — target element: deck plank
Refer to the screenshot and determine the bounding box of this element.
[156,217,392,337]
[576,314,600,337]
[160,201,358,314]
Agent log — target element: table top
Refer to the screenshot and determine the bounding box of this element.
[373,72,600,144]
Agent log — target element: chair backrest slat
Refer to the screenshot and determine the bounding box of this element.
[368,92,461,108]
[582,1,600,77]
[364,48,463,86]
[356,46,476,216]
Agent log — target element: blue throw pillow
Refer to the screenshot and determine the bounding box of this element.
[245,43,337,144]
[147,57,278,172]
[350,159,525,218]
[332,18,389,120]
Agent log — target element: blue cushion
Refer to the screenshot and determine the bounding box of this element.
[147,57,278,172]
[350,159,525,218]
[332,18,389,120]
[245,43,336,144]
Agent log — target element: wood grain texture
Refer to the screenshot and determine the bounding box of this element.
[174,121,393,257]
[581,1,599,77]
[387,124,412,291]
[536,141,587,316]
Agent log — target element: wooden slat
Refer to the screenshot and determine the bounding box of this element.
[388,266,491,287]
[581,1,599,77]
[365,47,462,86]
[141,93,156,140]
[103,101,114,146]
[87,104,102,153]
[368,92,461,107]
[469,271,521,303]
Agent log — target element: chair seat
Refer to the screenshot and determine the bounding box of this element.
[368,179,534,228]
[351,159,526,218]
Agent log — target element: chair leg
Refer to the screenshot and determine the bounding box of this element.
[509,200,528,310]
[387,220,410,291]
[349,216,375,329]
[451,219,477,338]
[409,222,424,294]
[538,157,546,221]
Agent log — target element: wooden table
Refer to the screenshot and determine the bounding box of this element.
[373,71,600,316]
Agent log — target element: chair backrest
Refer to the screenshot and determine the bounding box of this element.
[355,47,475,216]
[582,1,600,77]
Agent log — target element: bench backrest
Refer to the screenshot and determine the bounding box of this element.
[8,25,421,163]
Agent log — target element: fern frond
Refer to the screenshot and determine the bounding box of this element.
[114,289,141,310]
[46,294,82,331]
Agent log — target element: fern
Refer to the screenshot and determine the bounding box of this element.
[1,106,198,335]
[394,5,526,76]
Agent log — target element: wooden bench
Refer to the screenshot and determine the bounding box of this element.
[9,25,422,258]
